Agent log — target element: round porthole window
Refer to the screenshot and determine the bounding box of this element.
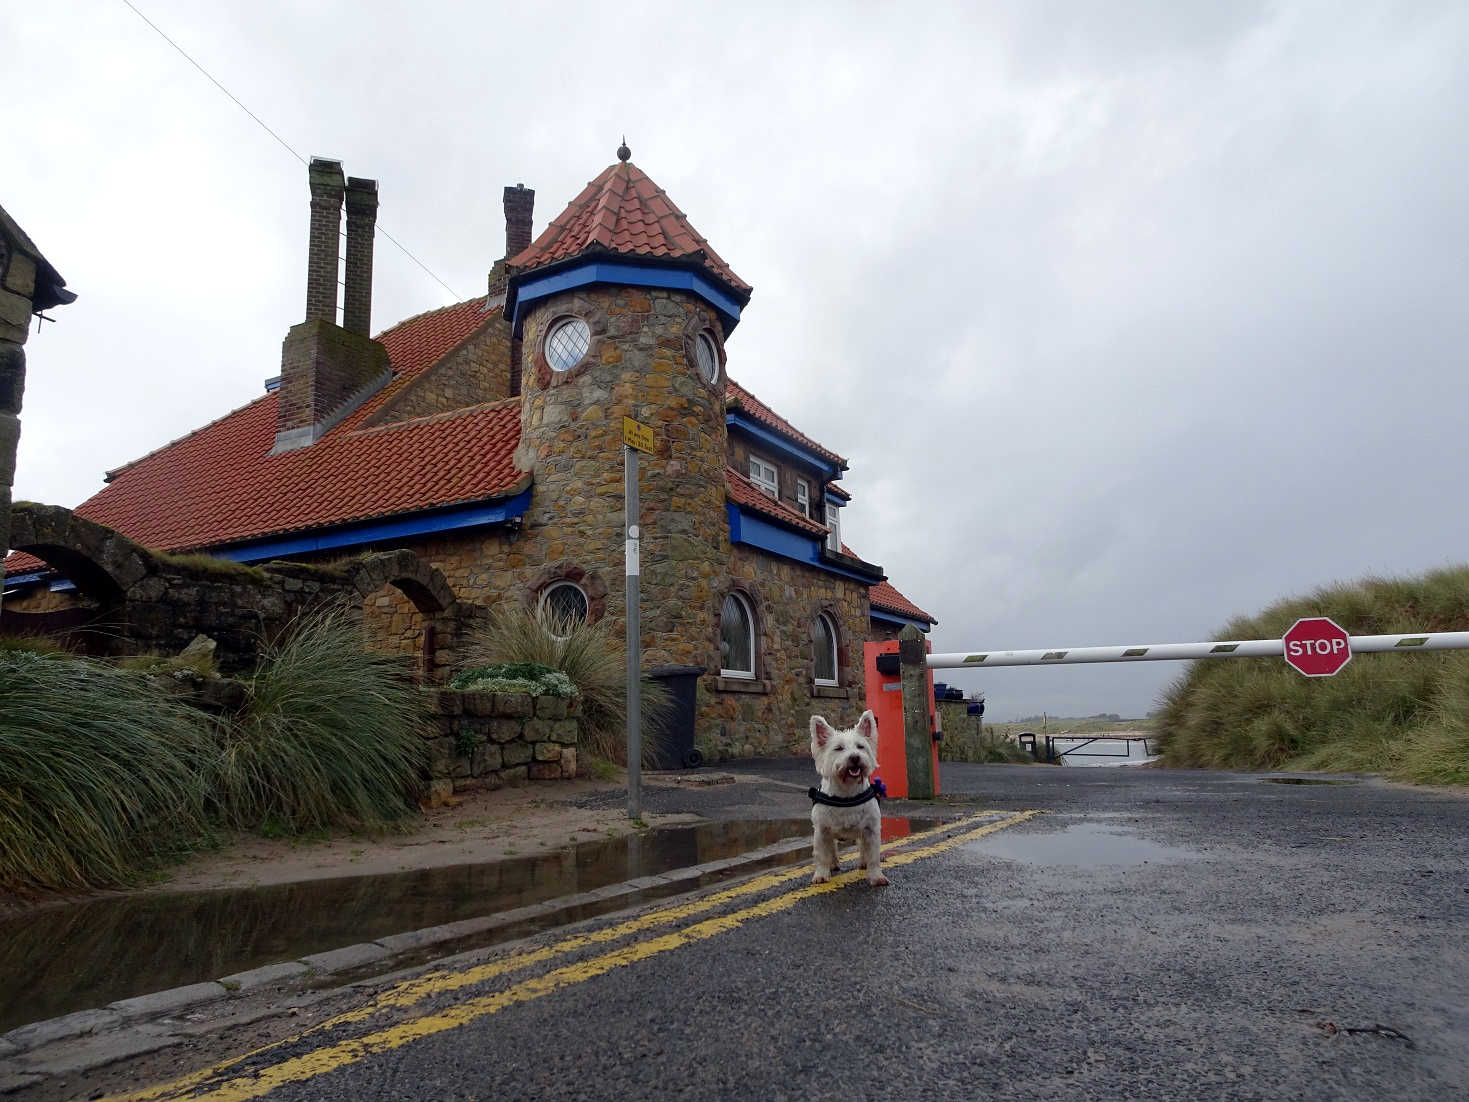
[545,317,591,373]
[539,581,589,636]
[694,331,719,384]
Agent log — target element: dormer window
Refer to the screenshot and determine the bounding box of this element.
[795,479,810,517]
[749,457,778,499]
[824,502,841,553]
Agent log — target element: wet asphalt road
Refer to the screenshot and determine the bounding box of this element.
[185,763,1469,1102]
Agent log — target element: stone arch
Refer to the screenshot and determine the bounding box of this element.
[346,549,458,682]
[6,503,156,606]
[4,504,158,655]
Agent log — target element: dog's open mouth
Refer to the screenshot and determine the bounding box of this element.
[841,764,866,783]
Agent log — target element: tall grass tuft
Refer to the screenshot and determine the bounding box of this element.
[459,606,670,767]
[215,607,428,832]
[0,650,216,895]
[1157,566,1469,783]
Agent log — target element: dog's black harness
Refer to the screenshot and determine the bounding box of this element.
[808,779,886,807]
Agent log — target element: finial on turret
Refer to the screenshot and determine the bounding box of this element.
[617,137,631,163]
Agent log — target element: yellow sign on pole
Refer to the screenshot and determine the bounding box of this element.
[622,417,656,455]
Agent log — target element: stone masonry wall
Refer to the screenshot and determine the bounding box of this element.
[366,312,513,425]
[515,286,730,672]
[701,544,871,759]
[422,688,580,806]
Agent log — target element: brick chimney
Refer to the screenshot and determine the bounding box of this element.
[305,159,344,323]
[504,184,534,259]
[273,159,390,454]
[342,176,378,335]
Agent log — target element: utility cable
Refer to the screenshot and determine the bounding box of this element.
[119,0,463,302]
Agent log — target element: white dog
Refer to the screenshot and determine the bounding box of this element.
[808,710,888,886]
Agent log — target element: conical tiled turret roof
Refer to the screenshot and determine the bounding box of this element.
[509,155,751,301]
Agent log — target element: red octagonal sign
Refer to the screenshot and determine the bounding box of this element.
[1283,617,1352,677]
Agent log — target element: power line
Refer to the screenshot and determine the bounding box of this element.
[118,0,462,301]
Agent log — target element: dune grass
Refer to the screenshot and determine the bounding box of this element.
[213,607,429,833]
[1157,566,1469,783]
[460,605,669,767]
[0,649,216,896]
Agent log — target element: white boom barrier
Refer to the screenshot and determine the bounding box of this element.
[926,631,1469,670]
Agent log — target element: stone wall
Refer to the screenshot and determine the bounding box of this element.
[422,688,580,805]
[366,313,513,424]
[701,544,870,758]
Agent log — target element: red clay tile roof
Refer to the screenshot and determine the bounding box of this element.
[510,160,751,299]
[20,298,525,560]
[725,466,829,536]
[725,379,846,469]
[868,578,936,625]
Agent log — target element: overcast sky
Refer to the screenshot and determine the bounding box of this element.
[7,1,1468,719]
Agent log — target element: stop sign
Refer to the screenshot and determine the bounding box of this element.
[1283,617,1352,677]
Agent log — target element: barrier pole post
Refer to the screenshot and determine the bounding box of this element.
[898,624,934,798]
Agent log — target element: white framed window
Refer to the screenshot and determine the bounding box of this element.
[795,479,810,517]
[748,457,778,499]
[538,581,589,637]
[694,331,720,384]
[824,502,841,553]
[814,613,838,686]
[544,316,590,373]
[719,592,756,678]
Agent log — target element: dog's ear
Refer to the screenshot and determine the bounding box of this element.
[855,710,878,742]
[810,715,833,751]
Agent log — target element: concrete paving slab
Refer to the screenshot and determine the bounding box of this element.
[107,981,228,1020]
[218,960,310,992]
[298,942,392,975]
[2,1008,122,1052]
[14,1027,182,1077]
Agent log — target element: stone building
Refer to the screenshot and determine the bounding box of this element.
[4,148,933,758]
[0,204,75,583]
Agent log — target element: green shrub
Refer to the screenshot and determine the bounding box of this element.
[1158,566,1469,783]
[449,662,577,697]
[460,606,670,767]
[214,607,428,832]
[0,650,216,894]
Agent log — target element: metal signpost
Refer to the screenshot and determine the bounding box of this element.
[623,417,655,819]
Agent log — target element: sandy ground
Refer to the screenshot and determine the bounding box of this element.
[150,777,705,894]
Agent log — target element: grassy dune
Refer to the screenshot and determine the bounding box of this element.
[1157,566,1469,784]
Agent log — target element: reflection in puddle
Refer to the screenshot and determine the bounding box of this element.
[965,821,1198,868]
[0,818,812,1032]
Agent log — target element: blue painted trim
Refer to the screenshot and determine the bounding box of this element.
[725,503,881,586]
[4,572,45,586]
[825,483,851,502]
[213,489,532,563]
[871,608,933,633]
[509,261,743,335]
[50,579,76,593]
[727,414,839,480]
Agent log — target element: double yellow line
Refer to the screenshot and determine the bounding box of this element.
[117,809,1043,1102]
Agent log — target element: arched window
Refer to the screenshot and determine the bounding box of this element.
[719,592,755,678]
[694,331,720,384]
[539,581,589,638]
[813,613,838,686]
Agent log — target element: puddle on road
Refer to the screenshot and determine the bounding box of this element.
[965,821,1198,868]
[0,817,827,1033]
[1263,777,1361,786]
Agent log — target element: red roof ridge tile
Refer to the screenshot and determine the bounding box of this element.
[374,295,494,341]
[104,392,277,483]
[348,396,521,438]
[726,465,828,536]
[724,377,847,468]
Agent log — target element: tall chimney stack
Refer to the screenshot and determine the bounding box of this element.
[504,184,534,260]
[305,158,345,323]
[342,176,378,336]
[275,159,389,454]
